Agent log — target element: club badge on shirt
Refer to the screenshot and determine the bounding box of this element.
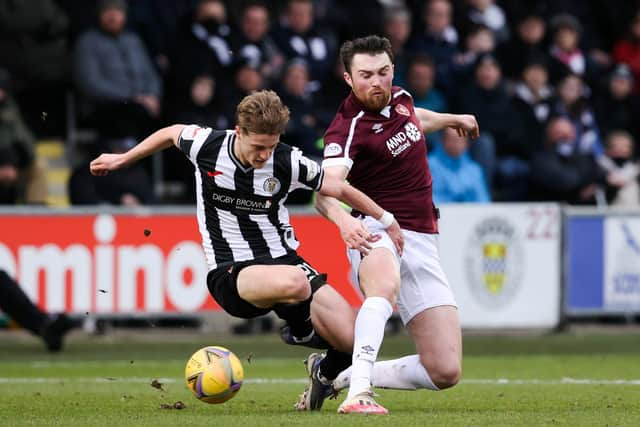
[395,104,410,116]
[263,177,281,194]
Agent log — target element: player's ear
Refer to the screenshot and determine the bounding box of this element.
[343,72,353,88]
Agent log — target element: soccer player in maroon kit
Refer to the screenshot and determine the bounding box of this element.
[310,36,479,414]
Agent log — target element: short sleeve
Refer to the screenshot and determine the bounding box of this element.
[290,148,324,191]
[321,112,365,170]
[177,125,213,165]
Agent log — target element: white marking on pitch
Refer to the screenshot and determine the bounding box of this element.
[1,377,640,385]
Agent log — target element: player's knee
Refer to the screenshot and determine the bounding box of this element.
[362,279,399,304]
[427,359,461,389]
[280,269,311,302]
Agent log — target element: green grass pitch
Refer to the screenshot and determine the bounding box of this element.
[1,331,640,426]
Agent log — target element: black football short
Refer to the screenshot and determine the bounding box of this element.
[206,253,327,319]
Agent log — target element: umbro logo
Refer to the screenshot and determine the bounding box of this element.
[207,170,223,177]
[372,123,384,134]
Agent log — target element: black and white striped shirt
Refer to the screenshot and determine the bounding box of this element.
[178,125,324,270]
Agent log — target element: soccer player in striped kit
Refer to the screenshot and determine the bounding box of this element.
[90,89,404,394]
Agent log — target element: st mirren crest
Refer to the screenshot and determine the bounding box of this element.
[263,177,281,194]
[395,104,410,117]
[464,217,524,308]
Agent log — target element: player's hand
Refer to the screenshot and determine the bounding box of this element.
[453,114,480,139]
[90,153,126,176]
[386,219,404,256]
[338,215,381,256]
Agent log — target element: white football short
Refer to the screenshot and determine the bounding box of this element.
[348,216,457,325]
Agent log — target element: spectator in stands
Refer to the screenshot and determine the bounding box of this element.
[73,0,162,142]
[0,69,47,205]
[461,0,509,43]
[175,75,231,130]
[231,1,285,84]
[0,0,71,136]
[316,58,350,128]
[321,0,385,41]
[168,73,232,203]
[529,117,608,204]
[0,269,76,352]
[278,58,323,206]
[168,0,233,119]
[68,144,157,207]
[271,0,337,87]
[405,53,447,150]
[383,5,413,87]
[408,0,459,93]
[227,58,267,112]
[406,54,447,113]
[454,53,522,195]
[496,12,547,79]
[127,0,197,74]
[511,56,553,163]
[594,64,640,145]
[429,127,490,203]
[278,59,322,160]
[613,12,640,94]
[547,13,600,85]
[598,130,640,206]
[550,73,604,158]
[452,24,496,85]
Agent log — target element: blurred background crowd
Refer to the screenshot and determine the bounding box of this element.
[1,0,640,207]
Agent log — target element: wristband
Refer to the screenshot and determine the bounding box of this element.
[378,210,394,228]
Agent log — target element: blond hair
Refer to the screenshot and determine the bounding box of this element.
[236,90,290,135]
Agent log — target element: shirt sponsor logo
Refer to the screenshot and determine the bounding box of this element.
[324,142,343,157]
[385,130,411,157]
[212,192,272,213]
[395,104,410,116]
[465,217,524,308]
[263,177,281,194]
[385,123,422,157]
[405,122,422,142]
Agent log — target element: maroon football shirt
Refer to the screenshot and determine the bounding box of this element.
[323,86,438,233]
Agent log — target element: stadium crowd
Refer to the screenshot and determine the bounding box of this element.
[1,0,640,206]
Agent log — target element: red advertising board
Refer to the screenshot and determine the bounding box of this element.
[0,212,361,314]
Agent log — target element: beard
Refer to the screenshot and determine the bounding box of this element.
[360,88,391,111]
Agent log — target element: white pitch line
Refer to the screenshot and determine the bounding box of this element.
[1,378,640,385]
[27,359,290,368]
[462,378,640,385]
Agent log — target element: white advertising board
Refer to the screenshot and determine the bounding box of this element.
[438,203,561,329]
[604,217,640,311]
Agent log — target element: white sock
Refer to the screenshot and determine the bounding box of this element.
[336,354,439,391]
[347,296,393,398]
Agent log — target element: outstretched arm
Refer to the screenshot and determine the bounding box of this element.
[316,165,404,255]
[90,125,185,176]
[415,107,479,138]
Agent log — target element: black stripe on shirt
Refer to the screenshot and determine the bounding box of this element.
[233,167,270,259]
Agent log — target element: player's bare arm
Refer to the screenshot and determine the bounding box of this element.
[90,125,186,176]
[415,108,480,139]
[316,165,404,255]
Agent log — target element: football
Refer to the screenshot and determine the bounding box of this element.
[185,346,244,404]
